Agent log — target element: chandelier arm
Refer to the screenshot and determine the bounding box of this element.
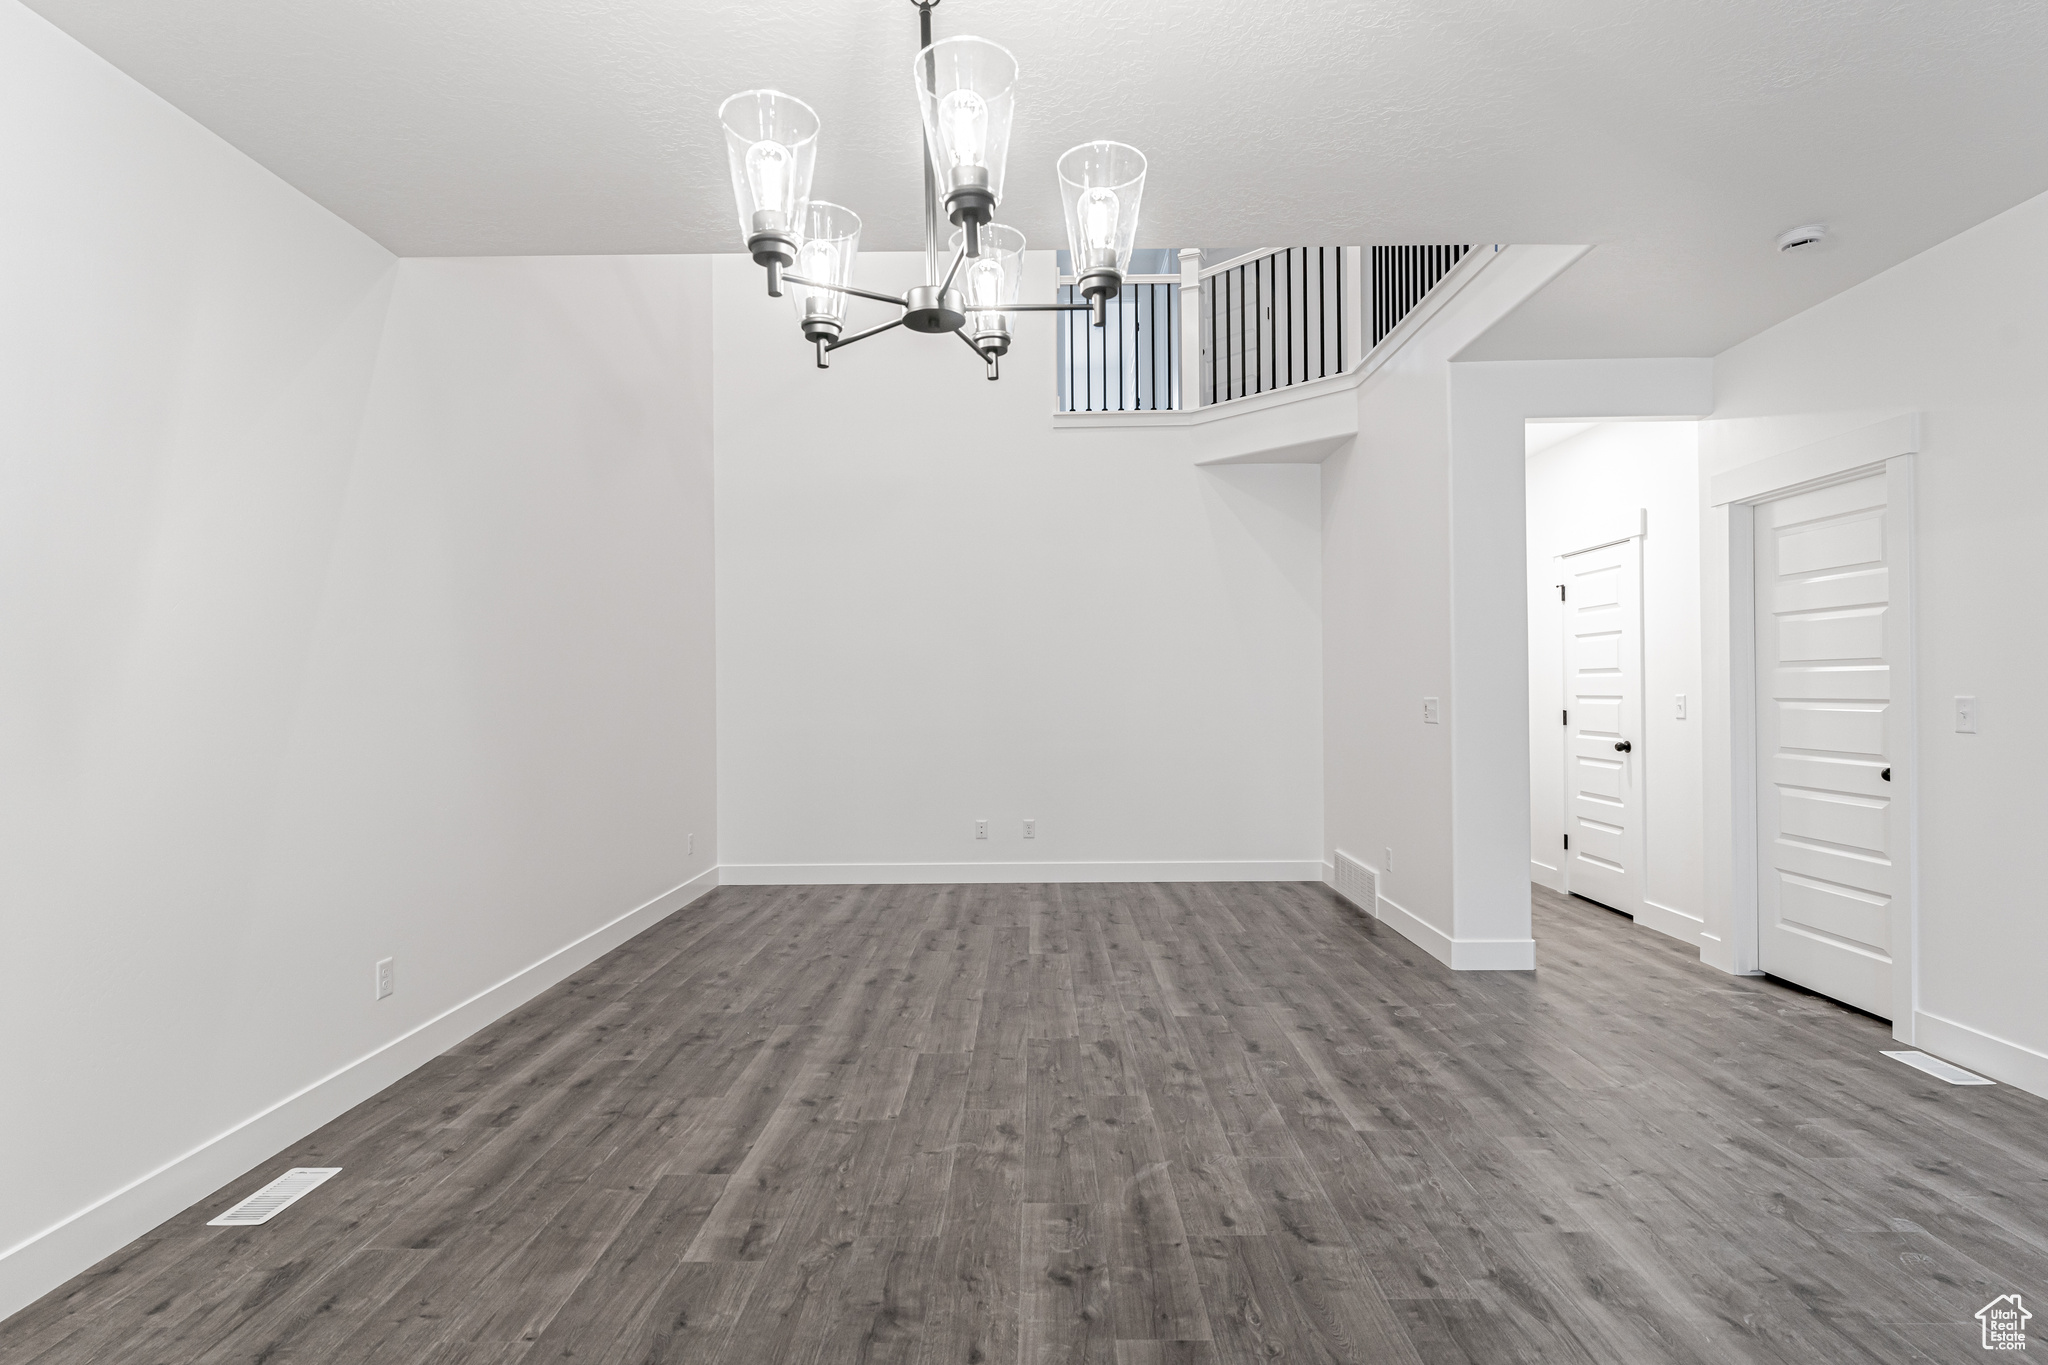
[966,302,1094,312]
[937,244,969,295]
[953,327,1000,380]
[824,316,907,352]
[782,273,911,309]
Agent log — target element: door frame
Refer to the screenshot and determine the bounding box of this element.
[1554,510,1648,916]
[1709,415,1919,1039]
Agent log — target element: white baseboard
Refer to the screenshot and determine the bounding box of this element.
[719,859,1324,885]
[1913,1008,2048,1103]
[1449,935,1537,971]
[1635,898,1704,946]
[1371,892,1535,971]
[0,866,722,1326]
[1529,858,1563,893]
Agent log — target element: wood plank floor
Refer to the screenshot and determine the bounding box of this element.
[7,881,2047,1363]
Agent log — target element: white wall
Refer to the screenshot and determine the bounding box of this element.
[1525,421,1704,942]
[713,251,1323,882]
[0,0,718,1317]
[1322,243,1713,972]
[1702,186,2048,1099]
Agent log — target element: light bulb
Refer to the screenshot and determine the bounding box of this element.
[967,257,1003,308]
[745,139,792,220]
[1080,187,1120,266]
[937,89,989,169]
[797,238,837,315]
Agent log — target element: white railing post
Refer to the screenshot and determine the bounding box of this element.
[1179,247,1204,409]
[1343,245,1367,371]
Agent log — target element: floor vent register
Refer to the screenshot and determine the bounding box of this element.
[207,1167,342,1226]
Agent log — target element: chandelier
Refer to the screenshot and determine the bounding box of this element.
[717,0,1148,378]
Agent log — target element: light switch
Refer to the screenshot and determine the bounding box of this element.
[1422,697,1440,725]
[1956,696,1978,734]
[1675,694,1687,720]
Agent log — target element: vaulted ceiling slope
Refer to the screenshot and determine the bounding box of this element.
[20,0,2048,358]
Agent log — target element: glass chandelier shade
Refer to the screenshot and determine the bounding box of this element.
[718,89,820,247]
[913,37,1018,207]
[793,203,862,325]
[951,223,1024,334]
[1057,141,1147,277]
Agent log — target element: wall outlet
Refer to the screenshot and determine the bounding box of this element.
[1022,819,1036,839]
[1422,697,1440,725]
[1956,696,1978,733]
[1675,693,1687,720]
[687,832,695,857]
[1384,847,1393,873]
[975,819,989,840]
[375,957,395,1001]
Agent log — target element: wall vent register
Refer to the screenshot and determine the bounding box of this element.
[1333,850,1379,916]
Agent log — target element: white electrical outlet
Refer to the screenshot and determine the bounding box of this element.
[1422,697,1440,724]
[375,957,395,1000]
[687,832,695,857]
[1675,693,1687,720]
[1956,696,1978,733]
[1022,819,1036,839]
[975,819,989,840]
[1384,847,1393,873]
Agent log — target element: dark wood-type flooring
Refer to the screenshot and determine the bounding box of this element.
[7,882,2048,1363]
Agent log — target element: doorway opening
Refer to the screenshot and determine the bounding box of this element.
[1525,419,1707,946]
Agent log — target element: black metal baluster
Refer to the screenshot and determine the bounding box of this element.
[1064,286,1081,413]
[1232,265,1241,399]
[1074,282,1084,411]
[1150,284,1159,410]
[1086,283,1096,411]
[1284,249,1293,387]
[1098,284,1106,410]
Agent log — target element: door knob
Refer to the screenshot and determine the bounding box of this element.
[1881,767,1891,782]
[1614,740,1632,753]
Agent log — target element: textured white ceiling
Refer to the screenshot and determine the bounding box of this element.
[21,0,2048,357]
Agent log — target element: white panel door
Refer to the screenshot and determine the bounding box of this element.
[1561,538,1643,915]
[1754,472,1902,1018]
